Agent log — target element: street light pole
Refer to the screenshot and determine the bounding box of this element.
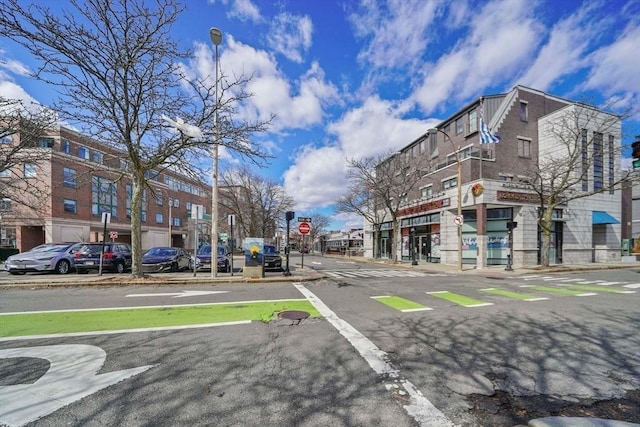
[428,128,463,272]
[210,27,222,279]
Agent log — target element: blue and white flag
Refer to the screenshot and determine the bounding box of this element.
[479,108,500,144]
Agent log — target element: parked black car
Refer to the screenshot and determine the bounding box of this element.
[263,244,282,271]
[142,247,191,273]
[196,245,231,273]
[74,242,132,274]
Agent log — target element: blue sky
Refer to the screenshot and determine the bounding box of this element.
[1,0,639,231]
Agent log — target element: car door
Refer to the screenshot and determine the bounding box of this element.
[119,244,133,267]
[177,249,189,270]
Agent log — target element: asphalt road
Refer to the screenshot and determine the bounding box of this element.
[1,260,639,426]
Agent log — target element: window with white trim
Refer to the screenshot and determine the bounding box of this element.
[443,176,457,190]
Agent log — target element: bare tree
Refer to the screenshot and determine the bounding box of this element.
[0,98,58,214]
[220,165,294,241]
[336,150,432,261]
[521,103,638,266]
[0,0,272,277]
[307,212,331,251]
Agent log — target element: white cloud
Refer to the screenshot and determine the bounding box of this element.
[0,80,37,103]
[328,96,428,159]
[349,0,438,70]
[268,13,313,63]
[189,36,339,132]
[210,0,262,23]
[283,144,348,210]
[413,0,542,113]
[282,96,438,211]
[518,2,600,91]
[583,23,640,103]
[0,58,31,76]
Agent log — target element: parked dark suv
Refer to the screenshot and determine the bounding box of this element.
[74,242,132,274]
[263,245,282,271]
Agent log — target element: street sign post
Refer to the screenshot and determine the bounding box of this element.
[298,222,311,269]
[298,222,310,235]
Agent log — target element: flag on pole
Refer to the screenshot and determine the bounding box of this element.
[479,107,500,144]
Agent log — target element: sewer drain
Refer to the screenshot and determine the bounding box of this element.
[278,310,310,325]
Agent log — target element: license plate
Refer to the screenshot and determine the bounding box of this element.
[85,261,94,265]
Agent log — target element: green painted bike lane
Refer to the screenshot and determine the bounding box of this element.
[0,300,320,338]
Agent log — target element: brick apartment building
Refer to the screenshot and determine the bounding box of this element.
[365,85,625,268]
[0,124,231,253]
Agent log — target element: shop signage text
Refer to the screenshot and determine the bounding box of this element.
[398,198,450,217]
[496,191,539,204]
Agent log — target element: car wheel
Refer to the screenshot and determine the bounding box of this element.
[115,261,125,274]
[9,271,26,275]
[55,259,71,275]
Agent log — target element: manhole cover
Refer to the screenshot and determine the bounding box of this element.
[278,310,310,324]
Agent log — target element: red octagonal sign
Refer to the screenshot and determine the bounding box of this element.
[298,222,311,235]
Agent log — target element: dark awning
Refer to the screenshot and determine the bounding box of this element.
[592,211,620,225]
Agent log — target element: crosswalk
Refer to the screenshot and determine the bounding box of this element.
[365,275,639,313]
[518,274,640,288]
[324,269,446,279]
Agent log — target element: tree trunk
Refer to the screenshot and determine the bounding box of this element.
[130,175,144,277]
[391,217,400,263]
[539,209,554,267]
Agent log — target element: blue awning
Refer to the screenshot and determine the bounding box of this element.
[592,211,620,225]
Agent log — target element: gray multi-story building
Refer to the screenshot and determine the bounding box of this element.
[365,85,626,268]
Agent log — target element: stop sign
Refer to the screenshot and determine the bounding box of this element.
[298,222,311,235]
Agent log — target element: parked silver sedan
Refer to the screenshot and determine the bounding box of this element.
[4,243,79,275]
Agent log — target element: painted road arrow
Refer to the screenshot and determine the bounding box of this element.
[126,290,228,298]
[0,344,153,426]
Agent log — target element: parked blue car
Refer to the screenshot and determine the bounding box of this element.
[4,243,79,275]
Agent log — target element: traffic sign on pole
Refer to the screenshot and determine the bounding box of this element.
[453,215,464,226]
[298,222,311,235]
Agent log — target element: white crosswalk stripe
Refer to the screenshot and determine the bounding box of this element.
[324,269,435,279]
[520,276,633,288]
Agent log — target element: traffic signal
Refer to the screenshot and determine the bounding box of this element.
[632,135,640,170]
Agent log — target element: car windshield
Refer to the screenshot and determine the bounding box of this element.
[37,244,72,253]
[145,248,176,256]
[264,246,277,254]
[198,245,226,256]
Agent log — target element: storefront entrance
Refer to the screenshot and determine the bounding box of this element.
[537,220,563,265]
